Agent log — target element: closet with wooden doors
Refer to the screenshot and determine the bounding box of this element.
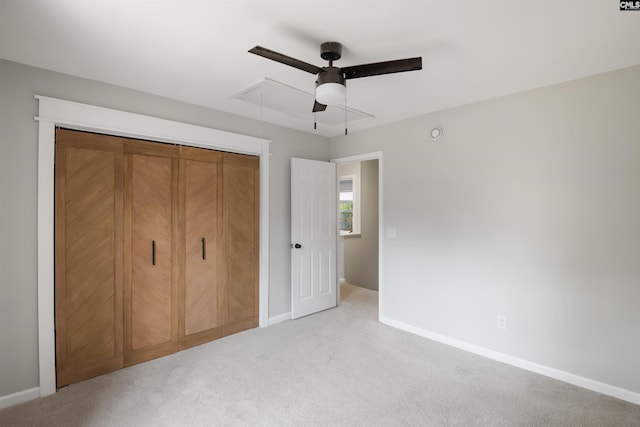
[55,129,259,387]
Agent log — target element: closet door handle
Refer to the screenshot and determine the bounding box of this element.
[201,237,206,260]
[152,240,156,266]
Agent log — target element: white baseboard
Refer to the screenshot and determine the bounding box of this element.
[268,312,291,326]
[380,316,640,406]
[0,387,40,410]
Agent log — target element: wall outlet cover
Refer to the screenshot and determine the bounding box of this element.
[497,315,507,330]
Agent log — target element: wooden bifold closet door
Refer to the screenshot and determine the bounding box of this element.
[54,130,124,387]
[223,153,260,335]
[54,129,259,387]
[123,141,179,365]
[178,147,224,350]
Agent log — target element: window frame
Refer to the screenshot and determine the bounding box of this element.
[339,174,360,235]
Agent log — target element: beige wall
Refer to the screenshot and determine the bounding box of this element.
[0,59,330,397]
[330,65,640,395]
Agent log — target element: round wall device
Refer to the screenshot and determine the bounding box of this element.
[430,127,443,140]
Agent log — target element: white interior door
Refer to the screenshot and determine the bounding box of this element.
[291,157,337,319]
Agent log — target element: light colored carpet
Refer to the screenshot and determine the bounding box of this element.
[1,284,639,426]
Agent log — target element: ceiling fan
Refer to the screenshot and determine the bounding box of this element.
[249,41,422,113]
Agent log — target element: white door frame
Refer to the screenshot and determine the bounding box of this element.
[35,96,271,397]
[331,152,383,318]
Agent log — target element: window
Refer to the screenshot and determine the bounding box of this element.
[339,177,354,232]
[339,174,359,235]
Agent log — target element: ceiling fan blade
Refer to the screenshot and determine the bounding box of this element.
[312,100,327,113]
[249,46,323,75]
[342,57,422,80]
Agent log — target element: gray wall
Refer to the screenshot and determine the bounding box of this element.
[0,59,329,397]
[344,159,379,290]
[330,66,640,394]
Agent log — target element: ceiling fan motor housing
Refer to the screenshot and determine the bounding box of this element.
[316,66,345,86]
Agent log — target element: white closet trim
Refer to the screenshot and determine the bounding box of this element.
[35,95,271,397]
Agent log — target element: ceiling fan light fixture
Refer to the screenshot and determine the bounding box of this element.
[316,82,346,105]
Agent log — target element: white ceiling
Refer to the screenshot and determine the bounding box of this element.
[1,1,639,137]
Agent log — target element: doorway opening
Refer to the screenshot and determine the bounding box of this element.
[332,152,383,318]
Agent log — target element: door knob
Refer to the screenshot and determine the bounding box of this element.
[293,243,302,249]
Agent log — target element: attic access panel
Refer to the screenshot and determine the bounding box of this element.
[233,78,374,127]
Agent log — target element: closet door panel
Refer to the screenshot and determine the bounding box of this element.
[223,154,259,335]
[55,132,124,387]
[125,153,178,365]
[179,156,224,348]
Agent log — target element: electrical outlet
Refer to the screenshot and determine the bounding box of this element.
[386,227,397,238]
[497,315,507,330]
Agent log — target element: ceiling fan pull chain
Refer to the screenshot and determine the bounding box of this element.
[345,96,348,135]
